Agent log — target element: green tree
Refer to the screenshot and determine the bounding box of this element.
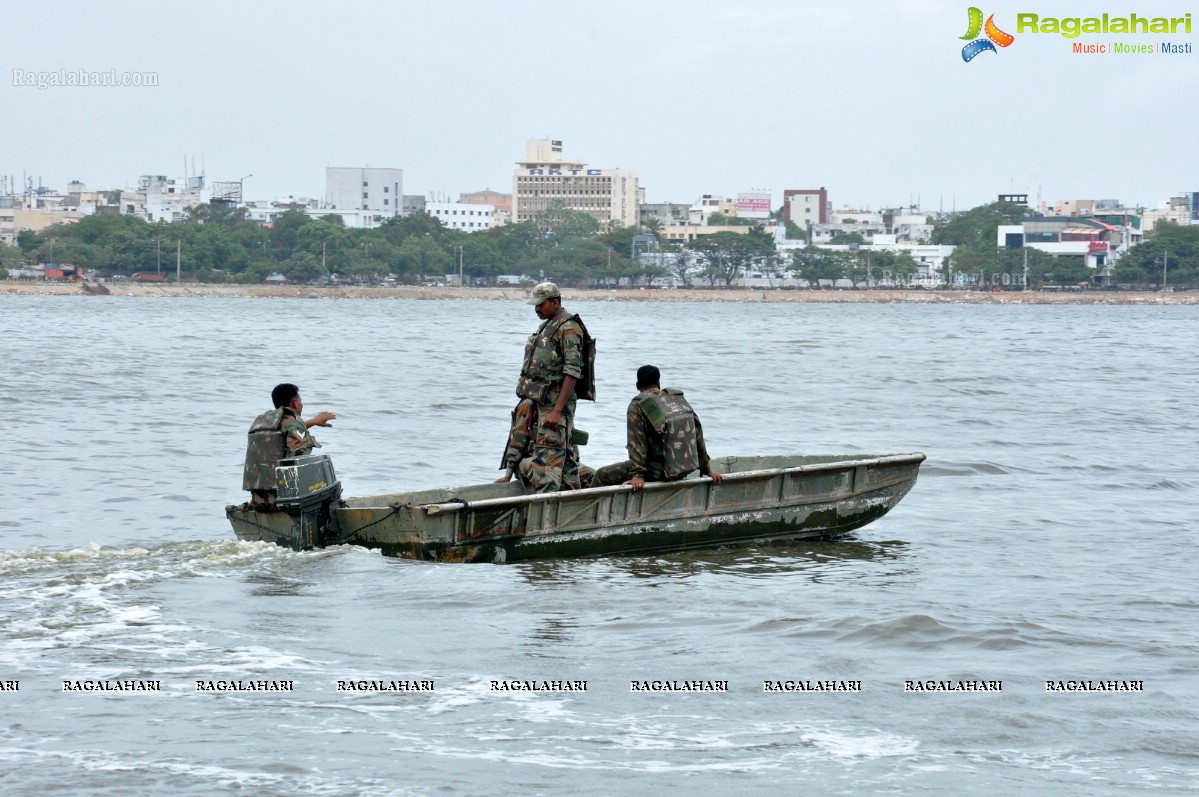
[187,202,249,228]
[280,251,326,283]
[790,246,853,285]
[0,242,20,270]
[1113,222,1199,287]
[781,219,806,240]
[17,229,45,253]
[295,219,353,273]
[597,224,638,259]
[458,235,504,282]
[378,211,445,247]
[397,235,452,281]
[270,210,312,259]
[535,200,601,241]
[667,247,695,287]
[828,231,865,245]
[932,201,1035,248]
[690,232,772,287]
[530,236,608,285]
[641,216,663,240]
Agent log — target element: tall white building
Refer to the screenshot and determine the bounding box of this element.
[512,139,639,228]
[426,200,495,232]
[325,167,403,218]
[120,175,210,222]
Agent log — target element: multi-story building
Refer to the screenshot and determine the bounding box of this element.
[660,224,757,246]
[0,191,87,245]
[783,188,829,224]
[881,207,933,243]
[640,202,690,227]
[830,208,878,225]
[460,189,511,216]
[402,195,425,215]
[688,195,735,226]
[808,221,888,245]
[325,167,404,218]
[1141,206,1190,232]
[512,139,639,228]
[996,216,1142,279]
[119,175,210,222]
[426,200,495,232]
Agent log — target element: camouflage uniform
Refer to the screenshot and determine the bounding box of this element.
[243,407,319,507]
[516,313,584,492]
[281,410,319,455]
[502,398,593,490]
[592,387,714,487]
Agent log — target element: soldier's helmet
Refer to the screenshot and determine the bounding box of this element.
[527,282,562,305]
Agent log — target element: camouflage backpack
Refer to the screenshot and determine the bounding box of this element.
[242,408,287,491]
[638,388,700,479]
[572,315,597,402]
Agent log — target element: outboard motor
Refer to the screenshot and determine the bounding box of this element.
[274,454,343,549]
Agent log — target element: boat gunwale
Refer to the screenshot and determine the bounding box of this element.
[381,452,927,515]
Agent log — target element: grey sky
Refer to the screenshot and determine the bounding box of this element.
[4,0,1196,212]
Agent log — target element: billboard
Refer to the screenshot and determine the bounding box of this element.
[735,192,772,219]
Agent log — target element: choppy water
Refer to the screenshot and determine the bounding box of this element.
[1,294,1197,795]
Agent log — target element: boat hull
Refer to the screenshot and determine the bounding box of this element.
[226,453,925,562]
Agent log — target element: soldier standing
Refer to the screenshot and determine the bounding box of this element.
[592,365,724,491]
[496,397,594,489]
[514,282,593,492]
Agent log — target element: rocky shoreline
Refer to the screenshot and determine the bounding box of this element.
[2,280,1196,304]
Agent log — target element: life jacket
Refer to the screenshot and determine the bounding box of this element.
[517,313,596,403]
[638,388,700,479]
[242,408,287,492]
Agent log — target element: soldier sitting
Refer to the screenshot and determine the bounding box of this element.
[591,365,724,492]
[243,383,336,510]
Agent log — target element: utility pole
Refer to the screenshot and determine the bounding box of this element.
[1023,248,1029,291]
[1162,247,1168,291]
[175,239,181,282]
[457,245,464,288]
[321,241,326,272]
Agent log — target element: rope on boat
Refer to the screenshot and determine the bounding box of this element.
[330,504,402,537]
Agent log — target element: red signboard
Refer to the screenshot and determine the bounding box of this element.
[1087,241,1108,253]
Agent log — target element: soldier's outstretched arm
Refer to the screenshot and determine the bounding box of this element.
[306,411,337,428]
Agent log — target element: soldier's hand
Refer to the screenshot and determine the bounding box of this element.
[495,471,514,484]
[543,408,561,428]
[625,476,646,492]
[309,411,337,428]
[708,472,724,485]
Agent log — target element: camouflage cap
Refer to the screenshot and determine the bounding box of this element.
[527,282,562,305]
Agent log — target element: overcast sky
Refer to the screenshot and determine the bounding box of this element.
[4,0,1196,212]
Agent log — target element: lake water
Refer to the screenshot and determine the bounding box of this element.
[1,294,1196,795]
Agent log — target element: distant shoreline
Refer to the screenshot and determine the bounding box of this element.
[2,280,1196,305]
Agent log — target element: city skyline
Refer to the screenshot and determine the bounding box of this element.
[3,0,1196,212]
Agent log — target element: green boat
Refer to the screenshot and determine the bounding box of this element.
[225,452,925,562]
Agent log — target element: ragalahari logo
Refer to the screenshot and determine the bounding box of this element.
[961,7,1015,61]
